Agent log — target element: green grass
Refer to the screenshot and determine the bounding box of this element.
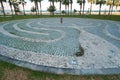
[0,14,120,80]
[0,15,120,22]
[0,60,120,80]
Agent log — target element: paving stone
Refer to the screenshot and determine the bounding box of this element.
[0,18,120,75]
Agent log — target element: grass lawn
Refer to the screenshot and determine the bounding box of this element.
[0,15,120,22]
[0,15,120,80]
[0,60,120,80]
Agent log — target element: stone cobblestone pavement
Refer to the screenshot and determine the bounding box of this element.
[0,18,120,75]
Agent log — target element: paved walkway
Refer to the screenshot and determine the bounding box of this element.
[0,18,120,75]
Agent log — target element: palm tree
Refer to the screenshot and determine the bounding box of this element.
[70,0,73,14]
[58,0,63,15]
[30,0,39,15]
[49,0,54,6]
[110,0,115,15]
[88,0,95,15]
[38,0,43,15]
[14,3,21,15]
[19,0,26,15]
[10,0,21,15]
[8,0,14,16]
[107,0,112,15]
[49,0,58,15]
[82,0,85,15]
[49,0,57,7]
[0,0,6,16]
[62,0,70,15]
[114,0,120,11]
[77,0,82,15]
[96,0,106,15]
[62,0,67,11]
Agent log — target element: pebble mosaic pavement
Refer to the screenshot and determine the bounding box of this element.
[0,18,120,75]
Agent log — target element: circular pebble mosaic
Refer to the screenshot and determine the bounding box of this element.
[0,18,120,75]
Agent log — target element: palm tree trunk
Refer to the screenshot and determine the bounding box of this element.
[111,0,115,15]
[13,5,17,15]
[0,0,6,16]
[9,4,14,16]
[79,5,81,15]
[65,5,67,10]
[99,3,102,15]
[35,1,39,15]
[23,4,26,15]
[50,2,52,6]
[68,4,69,15]
[70,3,72,15]
[39,1,42,15]
[52,1,54,15]
[79,4,82,15]
[49,1,55,16]
[90,2,92,15]
[115,6,118,12]
[65,5,67,15]
[9,0,13,16]
[59,1,61,15]
[34,2,37,15]
[53,1,54,7]
[83,3,85,15]
[108,5,111,16]
[37,2,39,15]
[82,0,85,15]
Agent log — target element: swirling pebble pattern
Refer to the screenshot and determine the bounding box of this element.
[0,18,120,75]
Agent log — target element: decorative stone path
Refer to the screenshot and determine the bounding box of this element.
[0,18,120,75]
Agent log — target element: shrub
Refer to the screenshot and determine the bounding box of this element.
[75,46,84,57]
[47,6,56,16]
